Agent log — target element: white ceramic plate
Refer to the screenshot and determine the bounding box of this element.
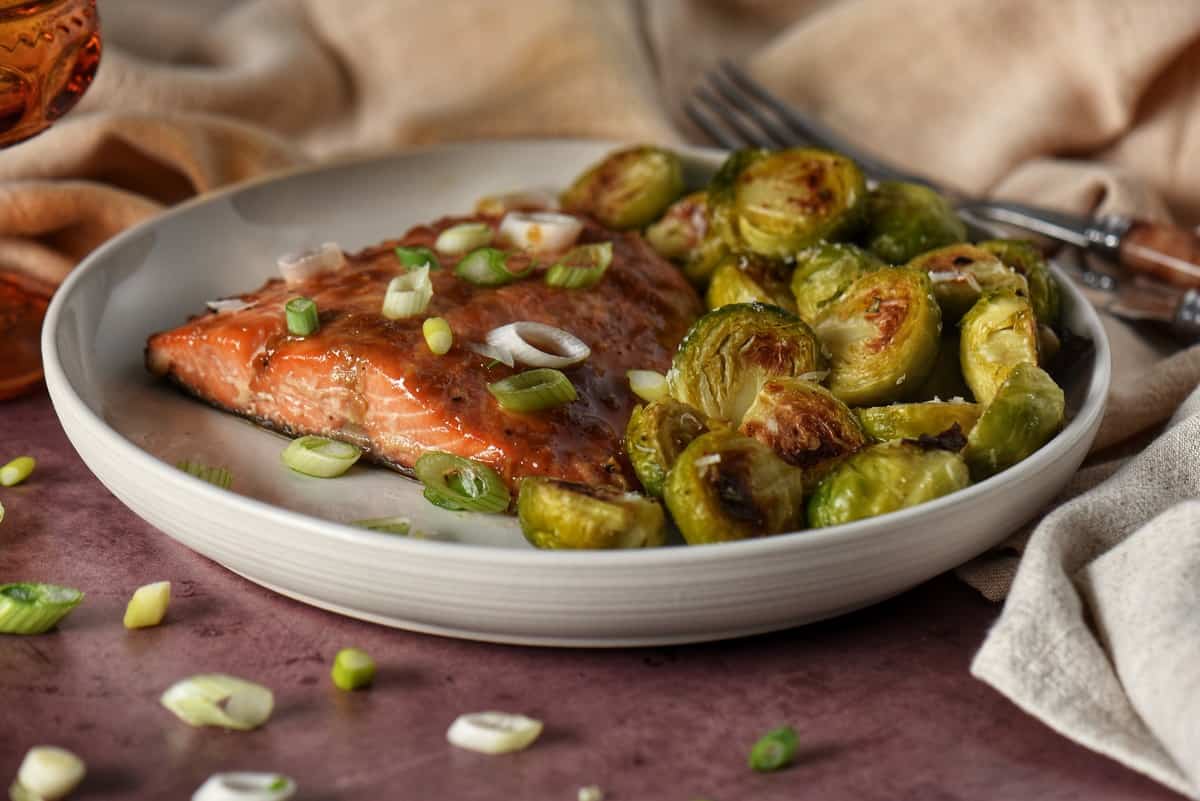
[43,140,1110,646]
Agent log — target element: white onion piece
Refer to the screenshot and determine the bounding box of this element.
[467,341,515,367]
[206,298,255,313]
[17,746,86,801]
[486,322,590,368]
[277,242,345,286]
[446,711,543,755]
[497,211,583,254]
[192,772,296,801]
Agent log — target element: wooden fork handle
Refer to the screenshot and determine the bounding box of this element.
[1117,219,1200,290]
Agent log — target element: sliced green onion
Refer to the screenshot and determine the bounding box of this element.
[0,583,83,635]
[177,460,233,489]
[15,746,85,801]
[577,786,604,801]
[193,773,296,801]
[748,726,798,772]
[0,456,35,487]
[627,369,669,402]
[487,368,576,412]
[545,242,613,289]
[485,322,590,368]
[123,580,171,629]
[422,317,453,355]
[414,452,509,513]
[0,500,5,525]
[454,247,530,287]
[436,222,493,255]
[446,711,544,755]
[285,296,319,336]
[351,516,411,535]
[281,436,361,478]
[160,674,274,731]
[330,647,376,691]
[381,264,433,319]
[394,245,441,271]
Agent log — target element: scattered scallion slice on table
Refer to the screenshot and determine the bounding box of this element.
[0,500,5,525]
[422,317,453,355]
[0,583,83,635]
[414,452,509,513]
[284,296,319,336]
[488,368,577,412]
[123,581,171,629]
[626,369,668,403]
[281,436,361,478]
[381,264,433,319]
[192,772,296,801]
[13,746,86,801]
[446,711,544,755]
[748,725,798,772]
[177,461,233,489]
[160,674,274,731]
[454,247,529,287]
[577,786,604,801]
[544,241,612,289]
[351,516,412,535]
[485,322,590,368]
[330,647,376,691]
[435,222,493,255]
[394,245,440,271]
[0,456,35,487]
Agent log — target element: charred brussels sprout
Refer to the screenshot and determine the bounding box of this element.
[905,332,973,402]
[708,148,866,258]
[668,303,825,424]
[789,242,882,326]
[517,478,667,549]
[645,191,707,262]
[856,400,982,441]
[908,243,1028,322]
[625,399,710,498]
[683,230,731,286]
[807,439,970,528]
[964,363,1065,481]
[665,430,807,544]
[706,252,797,313]
[738,378,866,483]
[862,180,967,264]
[560,146,685,230]
[978,239,1061,328]
[959,289,1039,406]
[814,268,942,406]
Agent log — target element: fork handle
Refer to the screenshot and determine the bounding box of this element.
[1113,219,1200,290]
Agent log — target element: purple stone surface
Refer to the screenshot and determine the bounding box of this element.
[0,388,1185,800]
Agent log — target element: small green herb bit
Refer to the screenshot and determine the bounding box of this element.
[748,725,798,772]
[285,296,319,336]
[331,647,376,691]
[395,245,441,271]
[0,456,35,487]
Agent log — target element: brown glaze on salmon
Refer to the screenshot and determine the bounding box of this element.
[146,216,701,488]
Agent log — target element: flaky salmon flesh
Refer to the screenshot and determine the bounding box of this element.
[146,216,702,488]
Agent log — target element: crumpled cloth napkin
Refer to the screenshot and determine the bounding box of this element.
[5,0,1200,795]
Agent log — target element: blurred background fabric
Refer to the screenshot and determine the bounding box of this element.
[5,1,1200,796]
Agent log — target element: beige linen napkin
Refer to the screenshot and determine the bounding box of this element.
[4,0,1200,794]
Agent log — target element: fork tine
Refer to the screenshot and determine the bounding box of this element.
[705,67,796,149]
[684,94,747,150]
[693,84,776,150]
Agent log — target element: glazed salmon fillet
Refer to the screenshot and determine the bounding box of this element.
[146,216,702,488]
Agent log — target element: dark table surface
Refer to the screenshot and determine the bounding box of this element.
[0,387,1184,801]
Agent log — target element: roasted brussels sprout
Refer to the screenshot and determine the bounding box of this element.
[958,289,1039,406]
[978,239,1061,328]
[708,148,866,258]
[625,398,710,498]
[856,400,982,441]
[807,439,970,528]
[560,146,685,230]
[861,180,967,264]
[664,429,807,544]
[904,332,972,402]
[738,378,866,483]
[517,477,667,549]
[668,302,825,424]
[789,242,882,326]
[814,268,942,406]
[645,191,707,262]
[964,363,1065,481]
[683,230,731,286]
[706,252,797,312]
[907,243,1028,322]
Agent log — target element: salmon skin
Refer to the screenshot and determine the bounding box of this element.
[146,215,702,489]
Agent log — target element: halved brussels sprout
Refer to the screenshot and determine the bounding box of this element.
[705,252,797,313]
[907,243,1028,322]
[517,477,667,549]
[861,180,967,264]
[625,398,710,498]
[667,302,825,424]
[789,242,882,326]
[959,289,1039,406]
[738,378,866,483]
[904,332,972,402]
[560,146,685,230]
[682,230,730,286]
[664,429,807,545]
[708,148,866,258]
[964,363,1064,481]
[814,268,942,406]
[978,239,1061,328]
[807,439,970,528]
[856,400,982,441]
[645,191,707,262]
